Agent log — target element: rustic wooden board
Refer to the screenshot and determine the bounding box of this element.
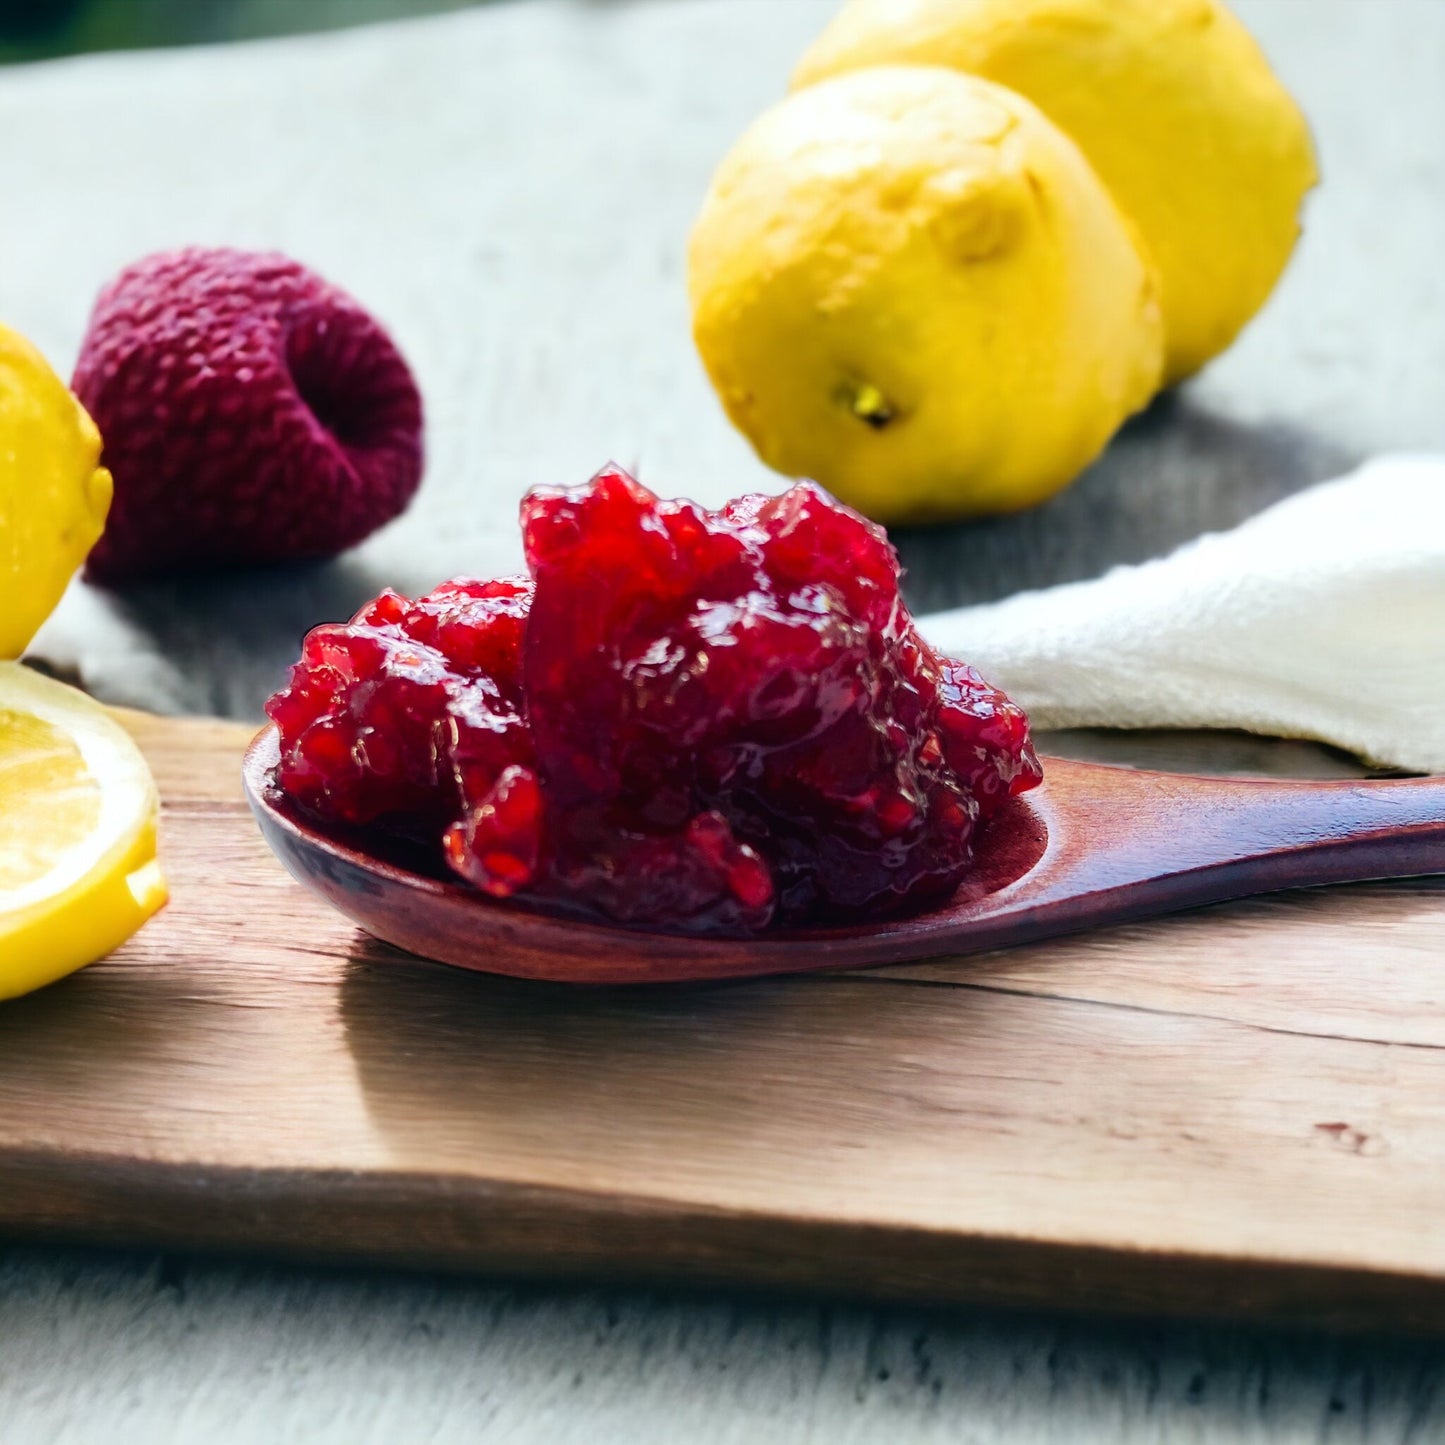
[3,712,1444,1333]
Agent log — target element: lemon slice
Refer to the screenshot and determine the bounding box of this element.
[0,661,167,1002]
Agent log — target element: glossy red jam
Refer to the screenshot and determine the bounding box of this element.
[267,467,1041,934]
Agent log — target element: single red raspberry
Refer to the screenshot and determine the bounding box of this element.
[73,247,423,583]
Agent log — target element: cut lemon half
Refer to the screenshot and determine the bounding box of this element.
[0,661,166,1001]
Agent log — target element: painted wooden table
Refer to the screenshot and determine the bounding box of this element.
[2,0,1444,1439]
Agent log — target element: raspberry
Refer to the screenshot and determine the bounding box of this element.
[73,247,423,583]
[267,468,1042,935]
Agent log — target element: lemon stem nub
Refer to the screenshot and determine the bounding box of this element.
[847,382,894,429]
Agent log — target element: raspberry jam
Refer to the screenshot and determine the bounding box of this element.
[266,468,1042,934]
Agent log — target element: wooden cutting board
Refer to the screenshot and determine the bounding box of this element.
[3,711,1444,1333]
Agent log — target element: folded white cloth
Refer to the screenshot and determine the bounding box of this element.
[922,454,1445,773]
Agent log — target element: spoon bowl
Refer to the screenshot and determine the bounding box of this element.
[243,726,1445,985]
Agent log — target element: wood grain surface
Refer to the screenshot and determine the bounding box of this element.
[3,711,1443,1334]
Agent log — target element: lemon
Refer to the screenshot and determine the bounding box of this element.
[1,322,113,659]
[793,0,1318,384]
[0,661,166,1002]
[688,66,1163,524]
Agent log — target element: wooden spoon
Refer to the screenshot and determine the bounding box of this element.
[242,726,1445,986]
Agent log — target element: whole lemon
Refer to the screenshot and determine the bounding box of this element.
[688,67,1163,524]
[0,324,112,658]
[793,0,1318,384]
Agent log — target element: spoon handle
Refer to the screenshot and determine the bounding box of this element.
[1023,766,1445,923]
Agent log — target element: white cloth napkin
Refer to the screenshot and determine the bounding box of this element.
[922,454,1445,773]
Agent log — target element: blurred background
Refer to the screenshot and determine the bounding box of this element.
[0,0,500,60]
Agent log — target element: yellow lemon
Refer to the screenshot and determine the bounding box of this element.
[1,322,113,659]
[688,66,1163,524]
[0,662,166,1002]
[793,0,1318,383]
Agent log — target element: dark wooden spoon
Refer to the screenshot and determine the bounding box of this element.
[242,726,1445,986]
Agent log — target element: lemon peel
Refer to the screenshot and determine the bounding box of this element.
[793,0,1318,383]
[0,662,166,1002]
[0,323,113,660]
[688,66,1163,524]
